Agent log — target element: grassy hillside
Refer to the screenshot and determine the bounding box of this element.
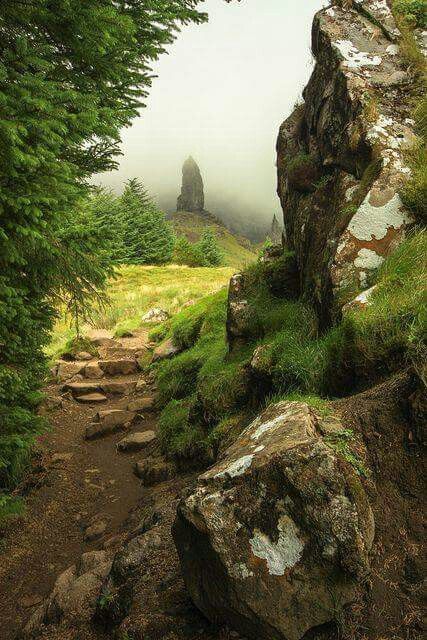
[48,264,234,359]
[170,211,256,268]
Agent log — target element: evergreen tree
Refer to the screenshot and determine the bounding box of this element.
[196,229,224,266]
[0,1,206,492]
[120,179,174,265]
[174,236,205,267]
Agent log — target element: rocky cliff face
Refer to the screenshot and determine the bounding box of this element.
[277,0,416,325]
[177,156,205,213]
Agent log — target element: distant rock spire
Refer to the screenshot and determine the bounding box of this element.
[177,156,205,212]
[270,214,282,244]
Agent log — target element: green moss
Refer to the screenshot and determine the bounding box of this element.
[324,429,369,478]
[263,391,332,418]
[158,397,210,464]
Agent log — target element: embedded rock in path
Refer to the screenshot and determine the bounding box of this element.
[85,409,136,440]
[56,361,86,383]
[127,396,155,413]
[142,307,170,324]
[173,401,374,640]
[134,458,175,486]
[23,550,112,636]
[98,359,138,376]
[152,338,180,362]
[117,430,156,452]
[176,156,205,212]
[84,520,107,542]
[76,392,107,404]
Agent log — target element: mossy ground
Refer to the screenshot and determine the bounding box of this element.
[153,231,426,463]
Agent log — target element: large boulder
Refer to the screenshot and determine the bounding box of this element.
[173,401,374,640]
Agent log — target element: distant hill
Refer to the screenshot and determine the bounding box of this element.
[169,211,256,268]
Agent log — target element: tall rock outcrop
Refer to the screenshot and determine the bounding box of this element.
[177,156,205,212]
[277,0,417,325]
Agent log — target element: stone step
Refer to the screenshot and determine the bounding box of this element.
[98,359,138,376]
[76,393,108,404]
[63,380,137,399]
[127,396,155,413]
[63,382,102,397]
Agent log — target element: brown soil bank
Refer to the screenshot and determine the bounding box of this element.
[332,372,426,639]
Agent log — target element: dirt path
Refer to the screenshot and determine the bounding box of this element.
[0,333,155,639]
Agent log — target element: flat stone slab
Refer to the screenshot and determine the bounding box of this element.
[127,396,155,413]
[76,393,107,404]
[98,359,138,376]
[116,431,156,452]
[63,381,102,397]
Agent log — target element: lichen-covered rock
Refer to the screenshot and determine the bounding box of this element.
[226,273,257,349]
[173,401,374,640]
[277,0,417,322]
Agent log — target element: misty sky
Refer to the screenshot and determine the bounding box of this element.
[97,0,326,228]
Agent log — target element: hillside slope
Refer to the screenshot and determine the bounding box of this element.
[169,210,256,268]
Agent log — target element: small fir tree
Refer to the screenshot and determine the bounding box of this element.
[120,179,174,265]
[196,229,223,266]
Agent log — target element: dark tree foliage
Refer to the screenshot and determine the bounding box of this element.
[0,0,206,491]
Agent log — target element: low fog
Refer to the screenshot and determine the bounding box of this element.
[97,0,326,241]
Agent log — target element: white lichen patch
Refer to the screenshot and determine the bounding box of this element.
[354,248,384,270]
[334,40,382,69]
[214,454,254,479]
[345,185,359,202]
[386,44,399,56]
[346,192,413,241]
[325,7,335,17]
[250,406,299,441]
[249,516,304,576]
[230,563,254,580]
[253,445,265,453]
